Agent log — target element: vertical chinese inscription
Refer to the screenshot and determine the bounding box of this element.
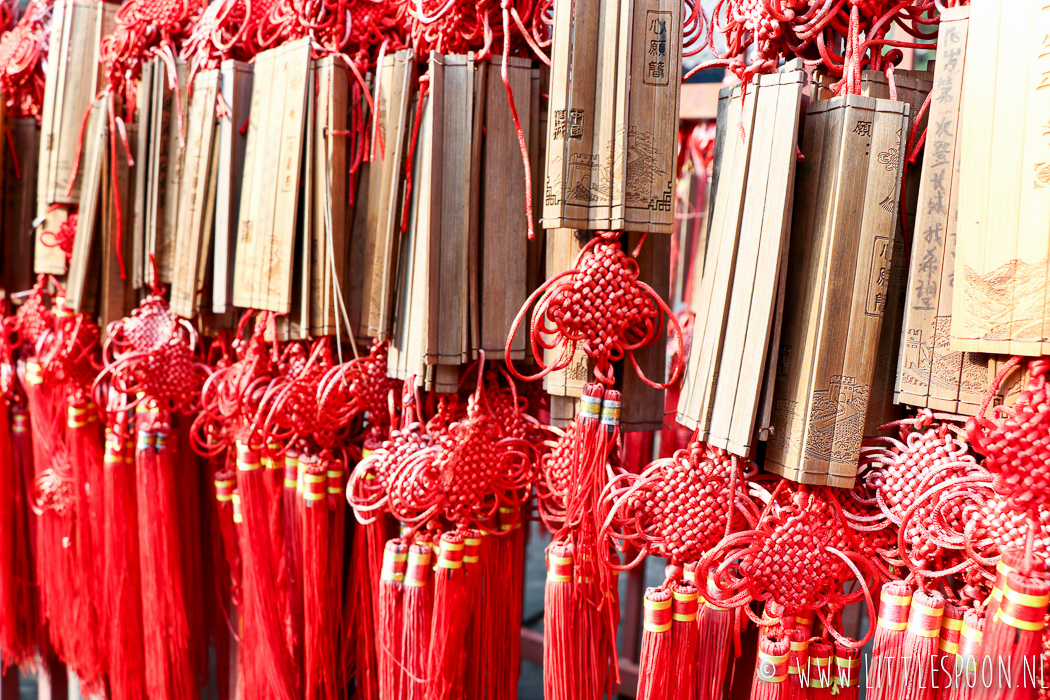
[643,11,671,86]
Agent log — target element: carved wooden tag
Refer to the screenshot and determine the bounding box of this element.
[233,37,312,314]
[952,0,1050,356]
[34,0,115,274]
[543,0,681,234]
[766,95,908,488]
[64,97,107,313]
[212,59,253,315]
[170,69,220,318]
[676,71,806,457]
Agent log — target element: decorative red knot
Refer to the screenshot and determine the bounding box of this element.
[505,234,684,389]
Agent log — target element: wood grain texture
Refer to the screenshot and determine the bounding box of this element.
[64,98,107,313]
[157,60,189,284]
[213,59,253,314]
[895,8,984,414]
[132,61,152,290]
[951,0,1006,352]
[170,69,219,318]
[480,56,531,360]
[2,119,37,294]
[309,58,349,336]
[363,50,414,338]
[620,231,669,432]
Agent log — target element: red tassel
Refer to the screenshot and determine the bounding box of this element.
[636,587,675,700]
[378,539,408,700]
[349,517,391,700]
[66,401,106,692]
[806,641,834,700]
[401,540,433,700]
[833,644,860,700]
[752,635,791,700]
[985,556,1019,624]
[492,506,525,700]
[936,602,965,700]
[0,405,39,667]
[101,420,146,700]
[544,541,579,700]
[867,581,914,700]
[427,530,470,700]
[282,449,303,671]
[325,455,348,696]
[136,409,198,700]
[213,467,241,603]
[235,439,297,700]
[670,581,700,700]
[303,455,337,700]
[974,570,1048,700]
[695,575,735,700]
[900,589,945,700]
[787,628,810,700]
[463,532,485,700]
[949,610,983,700]
[172,420,208,687]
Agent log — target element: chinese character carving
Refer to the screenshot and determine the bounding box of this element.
[853,120,873,137]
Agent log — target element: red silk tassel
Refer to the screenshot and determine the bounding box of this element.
[636,587,674,700]
[867,581,914,700]
[786,628,810,700]
[282,449,304,671]
[694,575,735,700]
[136,409,198,700]
[833,645,860,700]
[984,556,1018,624]
[378,539,408,700]
[670,581,700,700]
[66,401,106,692]
[544,541,578,700]
[235,439,297,700]
[213,467,241,602]
[325,456,347,694]
[936,602,964,700]
[974,570,1048,700]
[0,405,39,667]
[949,610,983,700]
[173,421,208,686]
[303,456,337,700]
[427,531,470,700]
[102,423,147,700]
[752,636,791,700]
[900,589,945,700]
[463,532,485,700]
[401,540,433,700]
[23,363,80,666]
[806,641,834,700]
[349,516,391,700]
[493,506,525,700]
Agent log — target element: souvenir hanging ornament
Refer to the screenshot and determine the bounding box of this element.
[697,484,881,648]
[599,439,762,700]
[94,285,211,700]
[854,410,996,590]
[506,231,684,388]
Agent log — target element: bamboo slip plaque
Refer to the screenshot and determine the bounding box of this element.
[676,69,807,458]
[766,95,908,488]
[952,0,1050,356]
[542,0,682,234]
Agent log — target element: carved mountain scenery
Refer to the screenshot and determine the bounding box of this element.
[961,257,1048,340]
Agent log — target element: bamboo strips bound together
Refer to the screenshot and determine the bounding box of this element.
[542,0,682,234]
[766,94,908,487]
[953,0,1050,356]
[677,69,806,457]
